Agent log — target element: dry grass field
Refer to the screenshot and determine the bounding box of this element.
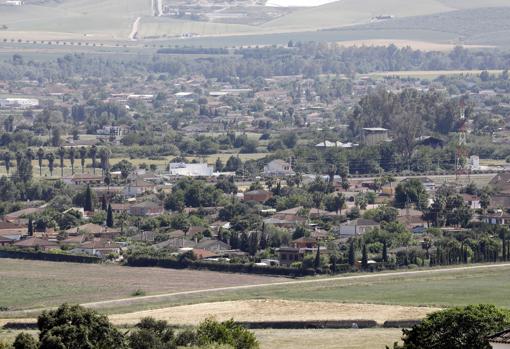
[254,328,403,349]
[109,299,439,326]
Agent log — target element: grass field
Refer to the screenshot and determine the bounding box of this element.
[0,259,282,312]
[2,260,510,316]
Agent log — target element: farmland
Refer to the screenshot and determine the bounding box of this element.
[2,0,510,47]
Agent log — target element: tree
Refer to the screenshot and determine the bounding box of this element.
[68,147,76,175]
[36,304,126,349]
[16,156,33,183]
[28,217,33,237]
[382,239,388,263]
[314,244,321,269]
[348,240,355,266]
[84,185,94,212]
[215,157,223,172]
[57,146,65,177]
[106,203,114,228]
[90,145,97,175]
[393,304,510,349]
[36,147,44,176]
[46,153,55,177]
[395,179,428,211]
[79,146,87,173]
[361,243,368,269]
[2,152,11,175]
[13,332,37,349]
[51,127,61,147]
[129,317,174,349]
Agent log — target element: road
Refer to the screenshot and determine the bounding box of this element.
[80,262,510,310]
[129,16,141,41]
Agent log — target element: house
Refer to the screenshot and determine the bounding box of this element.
[154,238,195,250]
[64,174,103,186]
[110,203,131,213]
[13,237,58,251]
[187,226,207,236]
[263,159,294,177]
[397,209,428,230]
[335,218,379,237]
[243,190,273,203]
[481,210,510,225]
[66,223,104,236]
[0,235,16,246]
[0,221,26,237]
[276,245,327,267]
[315,140,358,148]
[60,234,87,247]
[192,248,219,260]
[462,194,481,209]
[490,195,510,210]
[3,207,43,223]
[131,231,156,243]
[291,236,318,249]
[0,98,38,108]
[129,201,164,216]
[362,128,389,146]
[489,328,510,349]
[71,238,122,258]
[196,239,231,252]
[123,179,156,197]
[169,163,213,177]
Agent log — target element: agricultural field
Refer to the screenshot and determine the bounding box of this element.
[0,259,283,312]
[2,0,510,47]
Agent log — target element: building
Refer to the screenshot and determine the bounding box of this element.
[13,237,58,251]
[481,211,510,225]
[129,201,164,216]
[243,190,273,203]
[335,219,379,237]
[0,98,38,108]
[489,329,510,349]
[169,163,213,177]
[362,128,389,146]
[123,179,156,197]
[71,239,122,258]
[64,174,103,186]
[263,159,294,177]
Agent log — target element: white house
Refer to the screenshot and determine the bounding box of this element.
[0,98,39,108]
[335,219,379,237]
[263,159,294,177]
[489,329,510,349]
[169,163,213,177]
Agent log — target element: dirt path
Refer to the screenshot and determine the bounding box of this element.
[129,16,141,40]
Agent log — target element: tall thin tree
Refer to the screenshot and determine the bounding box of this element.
[69,147,76,175]
[79,146,87,174]
[46,152,55,177]
[36,147,44,176]
[57,146,65,177]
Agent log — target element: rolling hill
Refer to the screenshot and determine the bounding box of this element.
[1,0,510,48]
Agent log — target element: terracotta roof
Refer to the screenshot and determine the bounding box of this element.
[14,237,58,248]
[0,221,24,230]
[192,248,219,259]
[489,329,510,344]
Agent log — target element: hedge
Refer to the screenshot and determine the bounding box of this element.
[0,249,101,264]
[126,256,316,277]
[238,320,378,329]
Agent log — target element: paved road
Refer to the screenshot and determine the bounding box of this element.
[81,263,510,310]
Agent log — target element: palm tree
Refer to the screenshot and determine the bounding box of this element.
[2,152,11,174]
[57,146,66,177]
[68,147,76,175]
[36,147,44,176]
[89,145,97,175]
[46,152,55,177]
[98,148,110,176]
[79,146,87,173]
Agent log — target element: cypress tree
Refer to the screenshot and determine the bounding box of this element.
[84,185,93,212]
[382,240,388,263]
[240,232,249,252]
[28,217,33,237]
[314,244,321,269]
[348,240,355,266]
[361,244,368,270]
[101,195,107,211]
[248,232,258,256]
[106,204,114,228]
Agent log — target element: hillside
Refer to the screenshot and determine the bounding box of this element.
[1,0,510,47]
